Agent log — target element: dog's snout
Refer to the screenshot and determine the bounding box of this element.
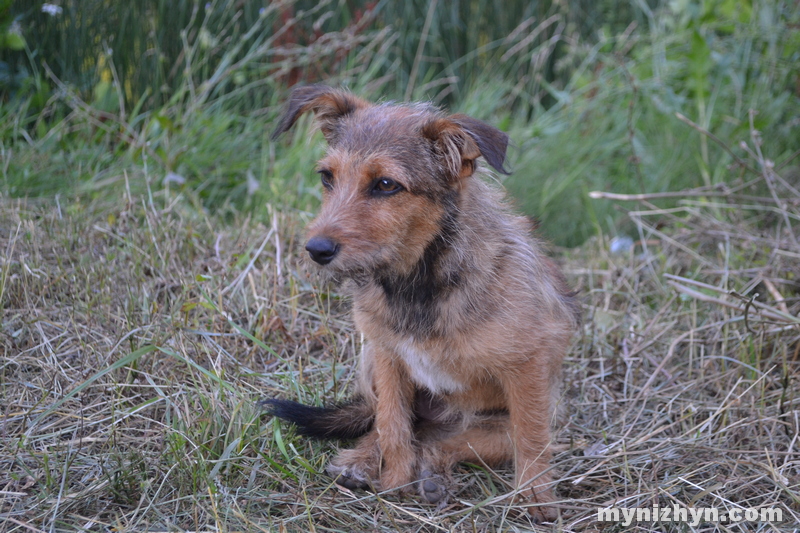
[306,236,340,265]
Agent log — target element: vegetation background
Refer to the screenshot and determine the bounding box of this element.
[1,0,799,531]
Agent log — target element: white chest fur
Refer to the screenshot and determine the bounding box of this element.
[395,338,463,394]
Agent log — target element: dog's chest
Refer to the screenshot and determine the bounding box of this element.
[395,338,463,394]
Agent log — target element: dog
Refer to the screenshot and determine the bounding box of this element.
[265,85,579,522]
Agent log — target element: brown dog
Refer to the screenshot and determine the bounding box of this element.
[266,85,578,522]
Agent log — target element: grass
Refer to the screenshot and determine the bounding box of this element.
[5,1,799,244]
[7,0,651,112]
[1,121,799,531]
[1,1,799,531]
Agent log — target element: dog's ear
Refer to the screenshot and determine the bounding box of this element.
[271,85,368,143]
[422,114,510,179]
[450,115,510,175]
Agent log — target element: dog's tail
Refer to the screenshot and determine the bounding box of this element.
[261,396,374,440]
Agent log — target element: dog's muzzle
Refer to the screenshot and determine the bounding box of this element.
[305,236,340,265]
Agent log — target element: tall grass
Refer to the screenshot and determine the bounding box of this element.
[2,0,798,245]
[504,0,800,244]
[6,0,656,110]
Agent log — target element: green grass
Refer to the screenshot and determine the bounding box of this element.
[3,0,798,245]
[6,0,652,111]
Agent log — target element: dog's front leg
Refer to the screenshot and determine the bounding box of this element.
[372,346,416,493]
[502,367,558,522]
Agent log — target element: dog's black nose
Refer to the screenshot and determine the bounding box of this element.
[305,237,339,265]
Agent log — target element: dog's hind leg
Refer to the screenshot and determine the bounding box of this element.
[326,429,381,490]
[415,416,514,504]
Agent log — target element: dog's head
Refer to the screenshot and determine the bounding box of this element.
[272,85,509,280]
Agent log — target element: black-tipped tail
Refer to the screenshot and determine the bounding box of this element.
[261,396,374,440]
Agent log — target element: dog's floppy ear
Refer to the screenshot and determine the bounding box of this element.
[271,84,368,143]
[422,114,510,179]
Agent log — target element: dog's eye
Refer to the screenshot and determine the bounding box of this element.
[318,170,334,190]
[372,178,403,196]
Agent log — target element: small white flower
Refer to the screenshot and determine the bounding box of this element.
[609,235,634,255]
[198,28,217,49]
[164,172,186,185]
[42,3,63,16]
[246,170,259,195]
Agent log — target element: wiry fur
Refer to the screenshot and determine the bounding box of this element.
[267,85,579,522]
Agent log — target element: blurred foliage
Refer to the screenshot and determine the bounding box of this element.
[3,0,658,112]
[504,0,800,244]
[0,0,24,51]
[0,0,26,97]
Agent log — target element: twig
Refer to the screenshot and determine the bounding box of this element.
[740,292,758,334]
[762,278,790,315]
[666,280,797,324]
[590,188,724,201]
[590,187,796,205]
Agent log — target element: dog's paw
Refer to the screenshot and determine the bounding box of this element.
[326,462,376,490]
[528,504,558,524]
[417,469,448,504]
[521,488,558,523]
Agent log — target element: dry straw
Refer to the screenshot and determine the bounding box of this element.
[1,118,798,531]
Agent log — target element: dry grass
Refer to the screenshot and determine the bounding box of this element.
[1,147,799,532]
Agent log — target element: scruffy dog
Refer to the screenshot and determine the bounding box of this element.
[266,85,578,522]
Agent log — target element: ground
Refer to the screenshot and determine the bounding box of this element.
[1,174,798,532]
